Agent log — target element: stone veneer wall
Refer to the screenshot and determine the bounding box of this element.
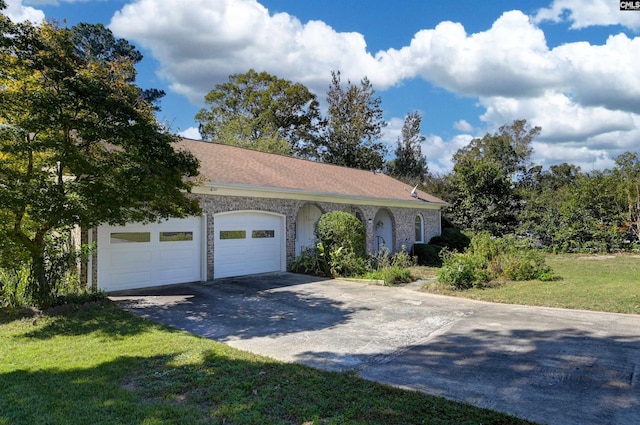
[192,193,440,281]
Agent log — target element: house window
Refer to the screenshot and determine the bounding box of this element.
[220,230,246,240]
[252,230,275,238]
[415,215,424,243]
[110,232,150,244]
[160,231,193,242]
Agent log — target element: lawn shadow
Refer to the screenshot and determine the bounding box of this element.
[110,273,370,341]
[19,301,178,340]
[295,326,640,425]
[0,349,536,425]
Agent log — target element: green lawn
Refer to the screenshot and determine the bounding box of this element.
[424,254,640,314]
[0,303,536,425]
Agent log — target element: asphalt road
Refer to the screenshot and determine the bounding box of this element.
[111,273,640,425]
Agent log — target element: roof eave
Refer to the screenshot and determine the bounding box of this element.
[192,181,446,210]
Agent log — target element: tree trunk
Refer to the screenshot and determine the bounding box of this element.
[28,250,54,309]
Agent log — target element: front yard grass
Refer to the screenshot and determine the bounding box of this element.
[0,302,536,425]
[422,254,640,314]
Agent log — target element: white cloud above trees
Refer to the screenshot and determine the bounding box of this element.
[4,0,45,22]
[534,0,640,30]
[10,0,640,171]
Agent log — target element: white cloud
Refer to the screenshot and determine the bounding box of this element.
[110,0,384,103]
[552,33,640,114]
[534,0,640,31]
[5,0,45,22]
[179,127,202,140]
[453,120,474,132]
[109,0,640,171]
[382,11,562,98]
[421,134,473,175]
[531,141,614,171]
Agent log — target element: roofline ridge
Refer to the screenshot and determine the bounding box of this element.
[178,137,388,175]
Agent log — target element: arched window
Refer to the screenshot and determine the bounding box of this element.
[415,215,424,243]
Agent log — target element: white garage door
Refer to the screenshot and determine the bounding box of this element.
[214,211,285,279]
[97,217,204,291]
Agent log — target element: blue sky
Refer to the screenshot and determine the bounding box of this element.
[6,0,640,173]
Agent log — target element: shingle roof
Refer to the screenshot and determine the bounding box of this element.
[175,138,446,206]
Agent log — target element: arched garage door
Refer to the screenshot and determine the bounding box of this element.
[214,211,285,279]
[97,217,204,292]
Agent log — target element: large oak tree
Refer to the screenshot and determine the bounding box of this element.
[195,69,322,156]
[0,16,199,306]
[449,120,540,235]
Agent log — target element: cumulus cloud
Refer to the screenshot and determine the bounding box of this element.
[421,134,473,175]
[4,0,45,22]
[108,0,640,171]
[454,120,474,132]
[381,11,563,98]
[110,0,383,103]
[179,127,202,140]
[534,0,640,30]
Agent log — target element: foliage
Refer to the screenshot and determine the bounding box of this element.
[317,70,388,171]
[290,245,328,276]
[518,159,633,253]
[314,211,366,259]
[613,152,640,242]
[428,227,471,252]
[437,233,554,290]
[426,254,640,314]
[70,22,165,109]
[412,243,444,266]
[328,246,370,277]
[195,69,322,156]
[0,266,29,308]
[0,237,98,309]
[0,18,200,307]
[367,247,416,285]
[437,250,490,290]
[448,120,540,235]
[386,111,428,184]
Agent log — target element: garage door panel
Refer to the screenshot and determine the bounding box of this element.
[97,217,202,291]
[214,212,284,279]
[110,250,152,267]
[159,267,196,282]
[110,271,151,288]
[158,247,195,261]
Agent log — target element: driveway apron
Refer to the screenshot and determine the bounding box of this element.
[111,273,640,425]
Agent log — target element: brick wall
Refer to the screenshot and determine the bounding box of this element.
[192,193,441,280]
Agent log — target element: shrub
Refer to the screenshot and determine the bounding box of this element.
[366,246,416,285]
[501,250,551,281]
[437,250,489,289]
[428,228,471,252]
[380,266,413,285]
[0,266,30,308]
[328,247,369,277]
[436,233,555,290]
[412,244,443,266]
[315,211,366,258]
[290,245,331,277]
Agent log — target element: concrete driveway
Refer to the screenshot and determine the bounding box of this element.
[111,273,640,425]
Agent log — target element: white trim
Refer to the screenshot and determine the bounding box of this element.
[88,229,93,289]
[415,214,425,244]
[192,183,445,210]
[201,213,208,281]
